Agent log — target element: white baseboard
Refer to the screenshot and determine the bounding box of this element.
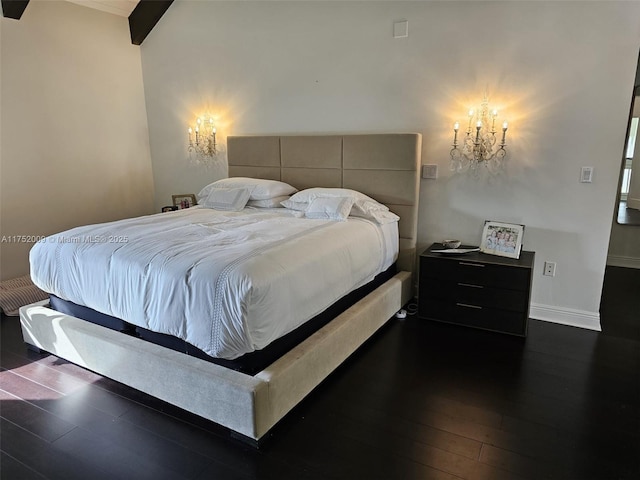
[606,255,640,269]
[530,303,601,332]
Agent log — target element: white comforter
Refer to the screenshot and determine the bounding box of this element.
[30,207,398,359]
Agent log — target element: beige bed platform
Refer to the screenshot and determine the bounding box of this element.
[20,133,421,444]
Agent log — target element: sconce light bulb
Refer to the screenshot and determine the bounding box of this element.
[476,121,482,128]
[197,118,202,125]
[453,122,460,131]
[213,127,217,134]
[188,127,192,134]
[492,109,498,117]
[468,109,474,117]
[503,121,508,130]
[195,126,199,133]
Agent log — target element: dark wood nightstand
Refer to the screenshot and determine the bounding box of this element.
[418,243,535,336]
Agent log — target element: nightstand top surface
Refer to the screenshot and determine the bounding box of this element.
[421,243,535,268]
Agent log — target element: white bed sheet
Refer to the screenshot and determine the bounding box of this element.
[30,207,398,360]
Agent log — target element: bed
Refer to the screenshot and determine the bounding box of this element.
[19,133,421,444]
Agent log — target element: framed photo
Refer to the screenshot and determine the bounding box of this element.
[480,220,525,259]
[172,194,197,209]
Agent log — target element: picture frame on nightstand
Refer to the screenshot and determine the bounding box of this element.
[480,220,525,259]
[172,194,197,209]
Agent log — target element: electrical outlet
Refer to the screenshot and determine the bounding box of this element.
[544,261,556,277]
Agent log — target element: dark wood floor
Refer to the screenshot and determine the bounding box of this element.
[616,201,640,225]
[1,266,639,480]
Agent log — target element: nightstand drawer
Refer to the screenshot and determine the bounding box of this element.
[420,278,529,312]
[422,256,530,291]
[421,300,526,335]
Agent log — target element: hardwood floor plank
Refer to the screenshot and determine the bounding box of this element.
[113,399,317,480]
[479,443,565,479]
[33,352,104,384]
[0,451,48,480]
[310,396,483,460]
[193,464,255,480]
[0,389,76,442]
[467,462,531,480]
[0,418,114,480]
[294,408,483,479]
[1,364,217,479]
[0,368,64,401]
[5,360,89,396]
[0,316,31,355]
[269,416,464,480]
[600,266,640,340]
[13,384,214,480]
[0,345,48,370]
[51,381,134,419]
[51,426,196,480]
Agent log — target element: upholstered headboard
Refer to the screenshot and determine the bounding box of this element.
[227,134,422,272]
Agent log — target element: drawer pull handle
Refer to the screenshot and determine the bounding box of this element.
[457,303,482,310]
[458,283,484,289]
[459,262,485,267]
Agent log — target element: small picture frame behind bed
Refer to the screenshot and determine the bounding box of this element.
[172,194,197,209]
[480,220,525,259]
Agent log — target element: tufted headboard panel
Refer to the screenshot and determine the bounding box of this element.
[227,133,421,273]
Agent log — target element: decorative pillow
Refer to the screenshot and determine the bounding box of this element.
[200,187,251,211]
[197,178,297,202]
[247,195,290,208]
[304,196,355,221]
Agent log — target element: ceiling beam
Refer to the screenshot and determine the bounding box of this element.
[129,0,173,46]
[2,0,29,19]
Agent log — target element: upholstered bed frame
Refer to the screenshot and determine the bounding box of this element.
[20,133,421,445]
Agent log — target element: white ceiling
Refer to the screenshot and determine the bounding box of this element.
[65,0,138,17]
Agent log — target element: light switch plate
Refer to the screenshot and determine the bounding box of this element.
[580,166,593,183]
[422,164,438,179]
[393,20,408,38]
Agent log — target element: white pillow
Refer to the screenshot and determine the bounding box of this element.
[284,188,390,223]
[305,196,355,221]
[247,195,290,208]
[197,177,297,202]
[288,187,373,204]
[369,210,400,224]
[280,199,308,211]
[200,187,251,211]
[288,188,388,212]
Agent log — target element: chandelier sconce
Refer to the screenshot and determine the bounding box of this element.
[187,116,223,165]
[450,95,508,174]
